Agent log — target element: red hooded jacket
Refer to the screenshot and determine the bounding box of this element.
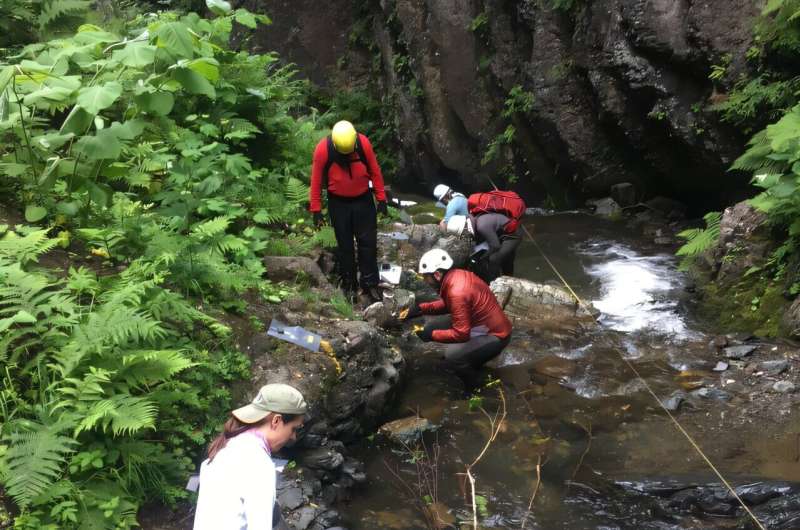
[308,133,386,213]
[419,269,512,343]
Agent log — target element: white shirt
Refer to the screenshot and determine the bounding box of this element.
[193,431,276,530]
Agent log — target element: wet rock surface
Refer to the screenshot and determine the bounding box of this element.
[489,276,597,336]
[378,416,436,445]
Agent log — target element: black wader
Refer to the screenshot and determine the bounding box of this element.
[328,191,379,292]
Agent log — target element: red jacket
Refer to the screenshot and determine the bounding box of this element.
[419,269,512,343]
[309,133,386,213]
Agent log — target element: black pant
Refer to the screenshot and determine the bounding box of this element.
[423,315,511,371]
[328,192,379,291]
[471,232,521,283]
[490,231,521,277]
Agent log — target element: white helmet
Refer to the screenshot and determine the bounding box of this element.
[433,184,451,206]
[446,215,469,237]
[418,248,454,274]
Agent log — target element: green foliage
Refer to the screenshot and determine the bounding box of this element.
[0,0,91,47]
[676,212,721,270]
[482,125,516,166]
[757,0,800,57]
[0,6,331,528]
[729,105,800,271]
[330,291,355,319]
[713,75,800,128]
[468,11,489,33]
[708,54,732,82]
[503,85,535,118]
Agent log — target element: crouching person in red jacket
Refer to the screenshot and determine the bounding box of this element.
[409,249,512,376]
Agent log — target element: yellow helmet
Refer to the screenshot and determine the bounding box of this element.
[331,120,357,154]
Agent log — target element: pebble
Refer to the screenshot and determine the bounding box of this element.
[723,345,757,359]
[712,361,729,372]
[662,391,686,411]
[757,360,789,376]
[690,387,733,401]
[772,381,796,394]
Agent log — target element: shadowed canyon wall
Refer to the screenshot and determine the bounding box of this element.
[243,0,762,209]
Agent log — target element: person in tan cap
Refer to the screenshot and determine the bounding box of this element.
[193,383,307,530]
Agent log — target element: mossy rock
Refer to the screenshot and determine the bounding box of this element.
[406,202,442,217]
[412,213,441,225]
[699,277,787,337]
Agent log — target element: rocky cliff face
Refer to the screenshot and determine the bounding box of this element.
[245,0,761,209]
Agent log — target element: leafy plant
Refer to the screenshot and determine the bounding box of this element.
[0,3,337,526]
[676,212,721,270]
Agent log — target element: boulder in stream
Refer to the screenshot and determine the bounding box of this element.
[587,197,622,217]
[489,276,597,334]
[379,416,436,445]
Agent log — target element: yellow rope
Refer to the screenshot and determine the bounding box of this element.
[485,177,765,529]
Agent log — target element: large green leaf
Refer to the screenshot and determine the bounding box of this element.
[22,86,75,109]
[173,68,215,98]
[24,205,47,222]
[155,22,195,59]
[770,175,798,198]
[35,132,74,150]
[206,0,232,15]
[108,119,146,140]
[74,129,121,160]
[234,9,257,29]
[188,57,220,82]
[112,42,157,68]
[135,91,174,116]
[767,107,800,152]
[0,65,13,93]
[60,105,94,135]
[77,82,123,114]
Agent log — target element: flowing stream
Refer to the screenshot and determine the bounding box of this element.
[341,213,800,529]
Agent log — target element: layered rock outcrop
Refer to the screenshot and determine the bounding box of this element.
[246,0,761,209]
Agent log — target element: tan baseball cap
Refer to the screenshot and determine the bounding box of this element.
[232,383,308,424]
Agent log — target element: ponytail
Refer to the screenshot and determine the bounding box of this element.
[207,412,300,462]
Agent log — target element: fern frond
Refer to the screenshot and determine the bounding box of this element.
[285,177,308,205]
[223,118,261,140]
[38,0,91,31]
[0,229,59,265]
[677,212,722,256]
[3,421,76,508]
[76,394,157,436]
[313,226,338,248]
[191,216,230,239]
[105,394,157,436]
[118,349,194,386]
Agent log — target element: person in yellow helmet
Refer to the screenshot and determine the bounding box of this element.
[309,120,388,303]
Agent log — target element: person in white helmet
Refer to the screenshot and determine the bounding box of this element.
[433,184,468,229]
[446,213,521,282]
[406,249,512,376]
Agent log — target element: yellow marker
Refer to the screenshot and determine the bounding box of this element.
[398,308,410,320]
[412,324,424,333]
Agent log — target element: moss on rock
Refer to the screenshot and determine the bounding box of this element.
[699,276,787,337]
